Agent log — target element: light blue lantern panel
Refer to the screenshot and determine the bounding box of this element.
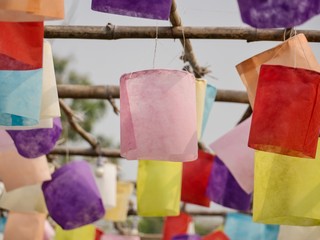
[200,84,217,138]
[0,69,42,126]
[224,213,279,240]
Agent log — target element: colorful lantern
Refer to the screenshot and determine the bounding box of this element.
[93,163,117,209]
[181,150,214,207]
[210,117,254,193]
[201,84,217,139]
[105,181,134,222]
[249,65,320,158]
[0,184,47,213]
[3,212,46,240]
[277,226,320,240]
[42,160,105,230]
[91,0,172,20]
[253,144,320,226]
[236,34,320,107]
[162,212,192,240]
[0,0,64,21]
[237,0,320,28]
[55,225,96,240]
[101,234,140,240]
[120,69,198,162]
[196,79,207,140]
[224,213,279,240]
[137,160,182,216]
[0,132,51,191]
[172,235,201,240]
[202,230,230,240]
[206,156,252,211]
[7,117,62,158]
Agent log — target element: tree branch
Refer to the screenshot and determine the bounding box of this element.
[50,146,121,158]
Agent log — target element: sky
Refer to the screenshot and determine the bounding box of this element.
[48,0,320,212]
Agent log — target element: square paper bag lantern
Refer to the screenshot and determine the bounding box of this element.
[137,160,182,217]
[55,225,96,240]
[92,163,117,209]
[0,0,64,22]
[249,65,320,158]
[277,226,320,240]
[0,22,44,70]
[91,0,172,20]
[0,132,51,191]
[195,79,207,140]
[206,157,252,211]
[3,212,46,240]
[162,213,192,240]
[172,235,201,240]
[105,181,134,222]
[202,230,230,240]
[0,184,47,213]
[181,150,214,207]
[224,213,279,240]
[201,84,217,139]
[236,34,320,107]
[7,117,62,158]
[253,144,320,226]
[42,160,105,230]
[120,69,198,162]
[237,0,320,28]
[210,117,254,194]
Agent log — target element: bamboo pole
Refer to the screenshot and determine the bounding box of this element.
[57,84,249,104]
[44,25,320,42]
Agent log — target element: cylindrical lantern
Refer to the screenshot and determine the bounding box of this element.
[120,69,198,162]
[162,213,192,240]
[237,0,320,28]
[195,79,207,140]
[172,234,201,240]
[91,0,172,20]
[249,65,320,158]
[201,84,217,139]
[42,160,105,230]
[224,213,279,240]
[181,150,214,207]
[236,34,320,107]
[93,162,117,209]
[210,117,254,194]
[3,212,46,240]
[206,157,252,211]
[0,131,51,191]
[105,181,134,222]
[7,117,62,158]
[0,184,47,213]
[253,144,320,226]
[137,160,182,216]
[0,0,64,22]
[55,225,96,240]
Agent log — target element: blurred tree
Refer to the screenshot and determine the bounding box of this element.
[138,217,164,234]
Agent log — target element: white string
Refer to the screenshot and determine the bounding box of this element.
[292,28,297,68]
[152,25,159,69]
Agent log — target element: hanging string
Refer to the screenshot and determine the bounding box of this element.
[181,26,186,62]
[152,24,159,69]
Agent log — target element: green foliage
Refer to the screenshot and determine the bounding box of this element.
[138,217,164,234]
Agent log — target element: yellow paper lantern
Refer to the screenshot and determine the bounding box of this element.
[55,225,95,240]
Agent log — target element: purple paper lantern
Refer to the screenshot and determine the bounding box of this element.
[172,234,201,240]
[91,0,173,20]
[206,156,252,211]
[7,117,62,158]
[42,160,105,230]
[237,0,320,28]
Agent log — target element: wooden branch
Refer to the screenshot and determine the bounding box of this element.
[50,146,121,158]
[59,100,100,149]
[57,84,249,104]
[44,25,320,42]
[170,0,209,78]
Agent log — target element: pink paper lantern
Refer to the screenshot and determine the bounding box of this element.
[120,69,198,161]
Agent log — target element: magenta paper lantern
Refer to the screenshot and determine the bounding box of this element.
[42,160,105,230]
[120,69,198,161]
[237,0,320,28]
[91,0,172,20]
[7,117,62,158]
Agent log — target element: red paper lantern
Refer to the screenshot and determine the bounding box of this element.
[181,150,214,207]
[162,212,192,240]
[249,65,320,158]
